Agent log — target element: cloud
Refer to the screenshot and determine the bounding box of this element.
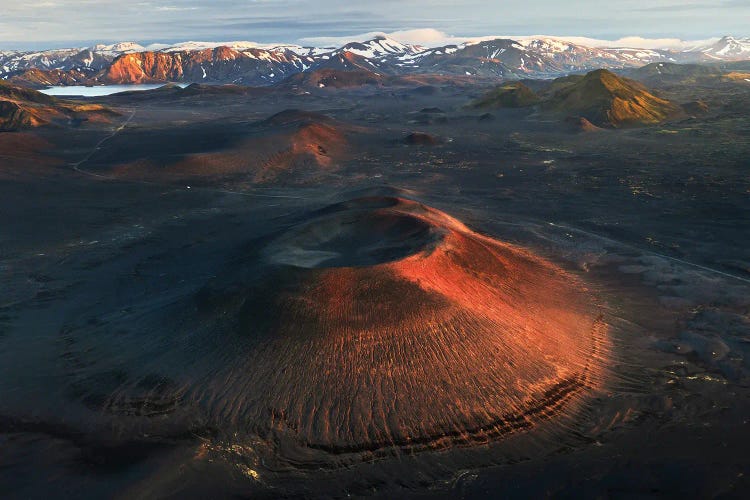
[155,6,200,11]
[301,28,465,47]
[637,1,748,12]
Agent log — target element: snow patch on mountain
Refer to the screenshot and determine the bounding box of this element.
[695,36,750,59]
[92,42,144,55]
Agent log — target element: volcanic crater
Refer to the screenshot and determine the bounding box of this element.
[187,195,610,458]
[265,196,445,268]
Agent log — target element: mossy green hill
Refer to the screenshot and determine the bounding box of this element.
[471,82,541,109]
[470,70,681,128]
[542,69,683,128]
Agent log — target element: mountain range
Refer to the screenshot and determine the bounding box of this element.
[1,35,749,87]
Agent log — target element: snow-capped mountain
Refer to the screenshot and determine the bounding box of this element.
[335,36,424,59]
[0,47,112,77]
[311,36,426,73]
[142,40,332,58]
[1,34,748,87]
[603,47,678,65]
[694,36,750,60]
[91,42,145,56]
[518,39,677,67]
[415,38,622,77]
[396,38,687,78]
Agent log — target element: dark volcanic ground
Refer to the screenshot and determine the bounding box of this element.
[1,79,750,498]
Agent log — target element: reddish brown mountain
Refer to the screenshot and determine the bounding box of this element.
[283,68,385,89]
[113,110,351,184]
[103,51,186,83]
[0,81,117,131]
[7,68,93,88]
[100,46,310,85]
[187,195,609,454]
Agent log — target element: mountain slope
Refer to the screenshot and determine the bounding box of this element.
[695,36,750,60]
[101,46,313,85]
[0,81,116,130]
[111,110,351,185]
[542,69,683,127]
[471,82,541,108]
[308,51,383,74]
[626,62,723,86]
[414,40,517,77]
[282,68,385,89]
[334,36,423,61]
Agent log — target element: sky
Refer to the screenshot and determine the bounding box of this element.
[1,0,748,50]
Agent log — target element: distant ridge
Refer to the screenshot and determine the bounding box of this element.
[2,35,750,87]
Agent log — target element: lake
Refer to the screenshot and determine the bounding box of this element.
[40,83,189,97]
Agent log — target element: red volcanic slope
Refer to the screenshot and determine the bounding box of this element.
[111,111,349,184]
[0,132,56,177]
[186,196,609,457]
[102,47,246,84]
